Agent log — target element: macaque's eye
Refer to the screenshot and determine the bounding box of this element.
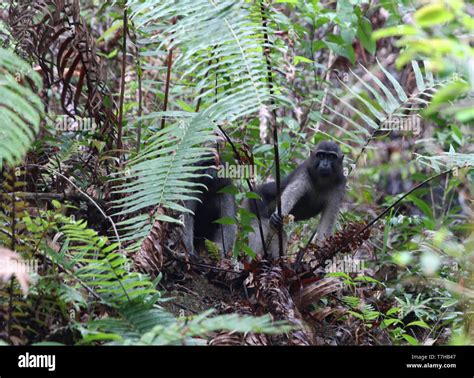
[327,153,338,161]
[315,152,326,159]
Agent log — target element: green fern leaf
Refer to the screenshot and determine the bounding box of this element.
[0,48,43,167]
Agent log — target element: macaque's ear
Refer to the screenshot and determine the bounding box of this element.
[341,154,345,161]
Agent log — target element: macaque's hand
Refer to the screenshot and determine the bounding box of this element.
[269,212,283,231]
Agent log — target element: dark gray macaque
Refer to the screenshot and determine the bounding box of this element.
[244,141,346,258]
[182,156,237,258]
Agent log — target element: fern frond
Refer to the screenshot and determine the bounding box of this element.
[415,151,474,172]
[115,0,279,246]
[112,114,216,250]
[86,307,288,345]
[320,60,446,157]
[0,48,43,167]
[129,0,273,122]
[60,220,157,306]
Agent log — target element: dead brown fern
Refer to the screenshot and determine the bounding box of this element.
[8,0,116,134]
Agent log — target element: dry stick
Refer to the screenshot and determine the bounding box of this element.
[260,0,283,257]
[10,192,97,202]
[296,168,455,273]
[135,36,143,153]
[160,18,176,130]
[116,2,128,156]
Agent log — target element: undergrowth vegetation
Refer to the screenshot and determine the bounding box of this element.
[0,0,472,346]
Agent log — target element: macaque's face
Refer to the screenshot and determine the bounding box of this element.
[311,142,344,179]
[315,150,340,177]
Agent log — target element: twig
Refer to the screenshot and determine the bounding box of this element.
[135,30,143,153]
[11,192,99,202]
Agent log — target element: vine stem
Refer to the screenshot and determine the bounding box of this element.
[260,0,283,258]
[7,169,17,340]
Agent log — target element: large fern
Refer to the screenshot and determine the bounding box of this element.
[58,219,158,306]
[114,0,276,248]
[129,0,273,122]
[319,60,472,173]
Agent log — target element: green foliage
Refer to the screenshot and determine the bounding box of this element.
[86,308,288,345]
[115,0,283,249]
[0,0,472,347]
[319,59,444,156]
[0,48,44,167]
[373,0,474,122]
[17,204,287,345]
[129,0,273,122]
